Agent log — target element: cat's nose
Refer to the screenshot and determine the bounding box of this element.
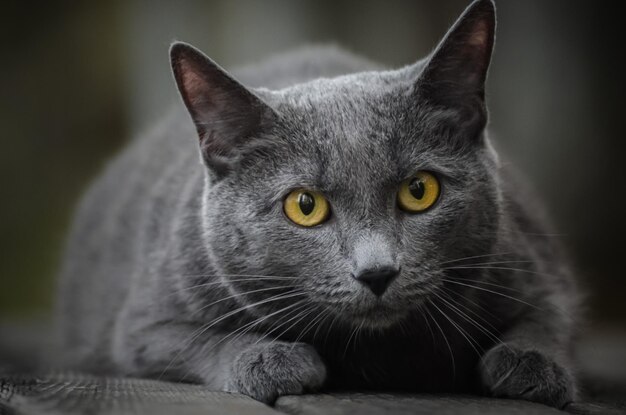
[353,266,400,297]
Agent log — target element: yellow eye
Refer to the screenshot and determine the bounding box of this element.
[397,171,440,213]
[284,189,330,227]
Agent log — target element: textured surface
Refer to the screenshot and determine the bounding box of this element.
[1,373,625,415]
[276,393,566,414]
[0,374,281,415]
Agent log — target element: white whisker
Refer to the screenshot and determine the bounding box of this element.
[434,290,501,345]
[431,300,482,357]
[424,303,456,380]
[438,252,517,266]
[255,303,316,346]
[442,278,542,311]
[180,299,307,381]
[190,285,300,317]
[443,265,560,280]
[158,289,306,379]
[441,285,501,324]
[180,273,299,280]
[444,277,524,293]
[166,277,300,297]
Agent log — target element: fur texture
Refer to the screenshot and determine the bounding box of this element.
[56,0,580,408]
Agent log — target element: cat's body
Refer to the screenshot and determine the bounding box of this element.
[57,0,580,408]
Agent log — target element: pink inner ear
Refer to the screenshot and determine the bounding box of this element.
[467,20,489,49]
[180,61,211,106]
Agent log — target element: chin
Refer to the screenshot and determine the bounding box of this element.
[338,302,411,330]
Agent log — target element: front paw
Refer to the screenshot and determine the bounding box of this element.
[479,343,575,408]
[226,341,326,403]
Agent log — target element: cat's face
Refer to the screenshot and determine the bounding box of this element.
[202,74,500,329]
[171,0,497,329]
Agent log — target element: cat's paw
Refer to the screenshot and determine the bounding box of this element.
[479,343,576,408]
[225,341,326,403]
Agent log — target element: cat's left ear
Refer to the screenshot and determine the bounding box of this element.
[170,42,277,177]
[415,0,495,134]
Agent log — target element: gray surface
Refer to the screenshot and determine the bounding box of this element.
[565,402,626,415]
[0,374,281,415]
[1,373,625,415]
[276,393,566,415]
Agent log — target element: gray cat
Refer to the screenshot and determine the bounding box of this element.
[56,0,580,408]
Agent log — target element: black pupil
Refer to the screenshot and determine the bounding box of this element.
[298,193,315,215]
[408,178,426,200]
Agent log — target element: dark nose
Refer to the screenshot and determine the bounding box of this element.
[353,267,400,297]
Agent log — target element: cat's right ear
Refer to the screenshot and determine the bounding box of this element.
[170,42,276,177]
[412,0,495,144]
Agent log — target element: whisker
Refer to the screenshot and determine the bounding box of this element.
[292,307,329,348]
[255,303,316,346]
[442,278,543,311]
[192,290,307,338]
[445,278,579,324]
[443,277,524,293]
[342,323,361,359]
[312,307,333,344]
[430,300,482,357]
[443,265,560,280]
[437,291,528,361]
[180,299,307,381]
[397,318,410,338]
[188,285,300,317]
[180,273,299,280]
[447,260,534,267]
[271,307,318,349]
[438,252,517,266]
[158,289,306,379]
[434,291,501,345]
[353,320,366,353]
[424,302,456,380]
[441,286,501,324]
[484,229,568,237]
[323,311,341,349]
[417,303,437,348]
[167,277,300,297]
[231,300,309,348]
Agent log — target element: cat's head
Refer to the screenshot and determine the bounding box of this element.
[171,0,500,329]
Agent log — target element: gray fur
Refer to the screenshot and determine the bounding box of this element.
[56,0,580,408]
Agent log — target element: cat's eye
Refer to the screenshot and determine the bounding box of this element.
[397,171,440,213]
[284,189,330,227]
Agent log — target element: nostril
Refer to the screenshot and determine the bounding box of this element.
[353,266,400,297]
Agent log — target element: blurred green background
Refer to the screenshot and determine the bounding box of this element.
[1,0,624,330]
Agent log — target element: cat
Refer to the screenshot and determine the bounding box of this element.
[56,0,580,408]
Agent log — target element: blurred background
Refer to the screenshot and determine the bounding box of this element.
[1,0,624,334]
